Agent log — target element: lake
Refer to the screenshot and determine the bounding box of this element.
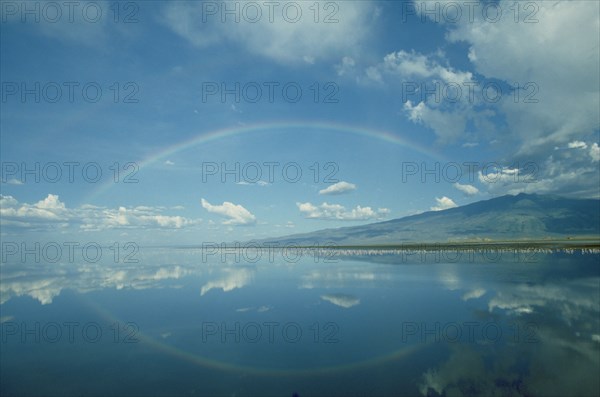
[1,247,599,396]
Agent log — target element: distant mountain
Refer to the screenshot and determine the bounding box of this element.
[256,193,600,246]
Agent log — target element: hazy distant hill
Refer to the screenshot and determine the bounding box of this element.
[256,193,600,246]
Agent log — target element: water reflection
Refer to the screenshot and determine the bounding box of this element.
[1,248,598,396]
[320,293,361,308]
[200,267,255,296]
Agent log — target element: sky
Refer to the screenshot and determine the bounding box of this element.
[1,0,599,245]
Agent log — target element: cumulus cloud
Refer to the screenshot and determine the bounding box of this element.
[564,140,600,163]
[376,49,474,85]
[430,196,458,211]
[366,49,481,143]
[568,141,588,149]
[453,183,479,196]
[0,194,68,224]
[319,181,357,195]
[201,198,256,225]
[297,202,389,221]
[403,1,600,152]
[359,1,600,197]
[445,0,599,154]
[0,194,200,231]
[474,157,599,197]
[96,207,194,229]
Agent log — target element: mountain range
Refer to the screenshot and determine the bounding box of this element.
[255,193,600,246]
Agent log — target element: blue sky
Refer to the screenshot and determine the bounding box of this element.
[1,0,599,244]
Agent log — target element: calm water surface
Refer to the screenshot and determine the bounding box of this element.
[1,248,599,396]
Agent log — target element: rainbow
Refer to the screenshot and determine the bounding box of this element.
[84,120,443,204]
[85,295,426,377]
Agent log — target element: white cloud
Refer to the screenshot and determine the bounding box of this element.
[403,100,471,143]
[0,194,68,222]
[478,167,516,182]
[444,0,600,154]
[163,2,377,64]
[84,206,198,230]
[453,183,479,196]
[201,198,256,225]
[0,194,200,231]
[303,55,315,64]
[590,143,600,162]
[378,48,498,142]
[568,141,588,149]
[275,221,295,229]
[0,195,18,208]
[37,194,66,210]
[336,56,356,76]
[297,202,389,221]
[379,50,474,85]
[365,66,382,82]
[236,180,269,186]
[472,153,600,197]
[358,1,600,196]
[430,196,458,211]
[565,141,600,163]
[319,181,357,195]
[164,160,175,166]
[3,178,23,185]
